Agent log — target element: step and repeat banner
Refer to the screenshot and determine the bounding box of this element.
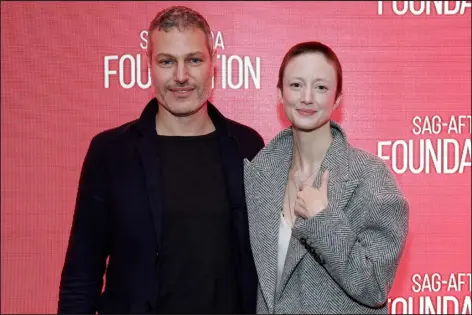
[1,1,471,314]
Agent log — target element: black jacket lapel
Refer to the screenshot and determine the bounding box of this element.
[209,103,257,313]
[134,99,164,249]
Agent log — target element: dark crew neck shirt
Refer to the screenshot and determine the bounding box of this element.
[154,131,241,314]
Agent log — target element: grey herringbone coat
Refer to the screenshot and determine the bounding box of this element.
[243,121,409,314]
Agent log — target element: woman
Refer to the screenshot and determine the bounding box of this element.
[243,41,409,314]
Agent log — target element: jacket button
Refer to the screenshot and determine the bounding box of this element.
[145,302,152,313]
[311,251,325,265]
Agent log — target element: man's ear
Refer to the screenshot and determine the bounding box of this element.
[146,49,152,69]
[211,48,217,64]
[210,49,217,81]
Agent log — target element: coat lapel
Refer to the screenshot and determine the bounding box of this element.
[135,135,164,247]
[244,129,293,313]
[278,179,359,297]
[213,113,255,313]
[277,122,360,296]
[134,99,164,248]
[244,165,280,313]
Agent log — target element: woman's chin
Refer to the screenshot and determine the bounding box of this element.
[290,119,329,133]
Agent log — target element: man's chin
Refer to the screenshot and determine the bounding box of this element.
[166,102,207,117]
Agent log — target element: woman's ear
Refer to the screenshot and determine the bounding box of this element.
[333,92,343,110]
[277,88,284,105]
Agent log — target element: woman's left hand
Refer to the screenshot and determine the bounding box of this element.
[294,170,329,219]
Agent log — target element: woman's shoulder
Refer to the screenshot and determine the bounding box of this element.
[347,145,404,197]
[348,145,387,171]
[329,121,395,182]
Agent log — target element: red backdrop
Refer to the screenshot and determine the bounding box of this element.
[1,1,471,314]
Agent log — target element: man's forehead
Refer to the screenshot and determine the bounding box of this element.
[149,27,211,56]
[154,51,207,59]
[150,26,207,39]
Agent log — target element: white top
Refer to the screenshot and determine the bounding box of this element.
[276,212,293,292]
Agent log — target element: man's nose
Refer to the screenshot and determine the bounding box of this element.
[174,62,189,83]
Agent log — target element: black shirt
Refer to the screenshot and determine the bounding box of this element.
[155,131,241,314]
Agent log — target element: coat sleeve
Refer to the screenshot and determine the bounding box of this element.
[58,135,111,313]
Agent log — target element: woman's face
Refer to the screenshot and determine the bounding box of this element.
[279,52,342,132]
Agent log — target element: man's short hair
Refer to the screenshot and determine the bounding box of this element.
[147,6,213,58]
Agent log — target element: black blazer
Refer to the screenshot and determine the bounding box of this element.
[58,98,264,314]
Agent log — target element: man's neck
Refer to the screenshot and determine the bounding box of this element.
[155,103,215,136]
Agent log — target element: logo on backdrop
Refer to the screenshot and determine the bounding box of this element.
[377,115,471,174]
[388,272,471,314]
[377,1,471,16]
[103,30,261,90]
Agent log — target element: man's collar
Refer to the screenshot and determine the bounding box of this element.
[135,98,229,137]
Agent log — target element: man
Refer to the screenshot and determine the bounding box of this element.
[58,6,264,314]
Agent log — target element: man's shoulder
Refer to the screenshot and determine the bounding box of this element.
[224,118,265,160]
[88,119,139,148]
[225,118,262,140]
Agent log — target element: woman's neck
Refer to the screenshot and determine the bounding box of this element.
[291,121,333,175]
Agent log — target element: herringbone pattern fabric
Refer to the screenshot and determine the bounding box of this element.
[243,121,409,314]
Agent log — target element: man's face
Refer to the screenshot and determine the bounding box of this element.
[148,27,213,117]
